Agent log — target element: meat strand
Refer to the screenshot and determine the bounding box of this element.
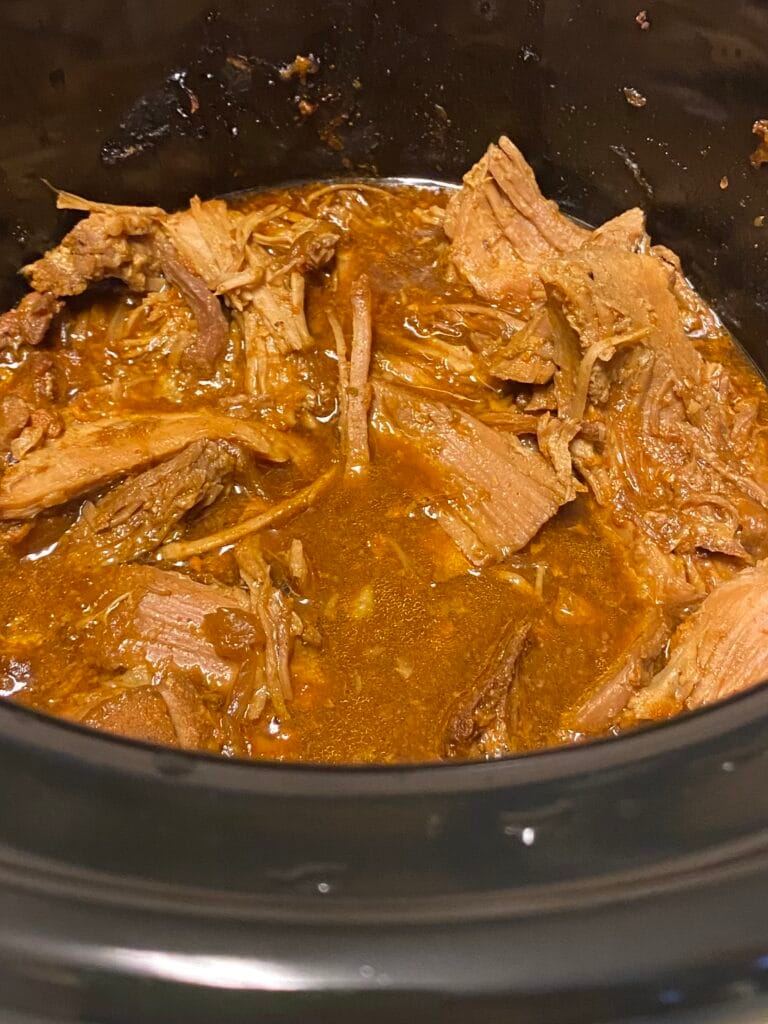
[235,538,297,715]
[330,278,373,478]
[0,411,299,519]
[444,619,530,759]
[158,468,335,561]
[64,440,235,564]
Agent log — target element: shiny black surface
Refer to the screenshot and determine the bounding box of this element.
[0,1,768,1021]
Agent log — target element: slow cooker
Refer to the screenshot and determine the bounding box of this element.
[1,1,768,1021]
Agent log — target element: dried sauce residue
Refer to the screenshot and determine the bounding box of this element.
[279,54,319,83]
[623,87,647,109]
[750,119,768,168]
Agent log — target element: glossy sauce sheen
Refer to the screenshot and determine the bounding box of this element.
[0,182,762,762]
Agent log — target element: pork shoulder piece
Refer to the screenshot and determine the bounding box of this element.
[19,193,230,373]
[166,195,338,399]
[563,607,669,735]
[88,565,253,691]
[80,669,219,751]
[0,411,300,520]
[23,205,164,296]
[443,619,530,759]
[237,273,313,400]
[372,381,571,565]
[445,136,655,315]
[164,196,266,294]
[628,559,768,719]
[538,247,768,587]
[444,137,589,312]
[64,440,235,564]
[0,292,62,352]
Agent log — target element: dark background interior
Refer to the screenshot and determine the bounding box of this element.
[0,0,767,372]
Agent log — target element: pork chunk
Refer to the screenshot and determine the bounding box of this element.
[64,440,236,564]
[372,381,571,565]
[629,559,768,718]
[0,411,299,519]
[0,292,62,351]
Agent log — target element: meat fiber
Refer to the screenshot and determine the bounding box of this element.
[165,195,338,399]
[329,277,373,478]
[0,292,62,352]
[64,440,235,564]
[89,565,252,691]
[372,381,571,565]
[629,559,768,719]
[444,136,589,312]
[444,620,530,759]
[235,537,298,715]
[0,411,299,519]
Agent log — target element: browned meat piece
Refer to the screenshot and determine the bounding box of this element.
[443,620,530,759]
[19,193,234,376]
[159,251,229,374]
[290,224,341,272]
[235,538,298,715]
[164,197,266,295]
[165,195,337,399]
[651,244,722,338]
[0,292,62,351]
[489,308,556,385]
[24,208,163,296]
[538,248,768,594]
[750,119,768,169]
[330,278,373,478]
[587,207,649,252]
[628,559,768,719]
[80,669,218,750]
[541,248,700,392]
[64,440,235,564]
[0,411,299,519]
[563,608,669,735]
[8,407,63,462]
[536,413,581,502]
[238,274,313,399]
[372,381,571,565]
[81,684,179,747]
[89,565,252,691]
[444,136,589,311]
[444,136,656,328]
[0,395,32,452]
[346,278,373,474]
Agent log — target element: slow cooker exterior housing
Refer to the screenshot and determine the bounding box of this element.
[1,2,768,1021]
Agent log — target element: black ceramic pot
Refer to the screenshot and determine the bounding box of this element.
[1,2,767,1022]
